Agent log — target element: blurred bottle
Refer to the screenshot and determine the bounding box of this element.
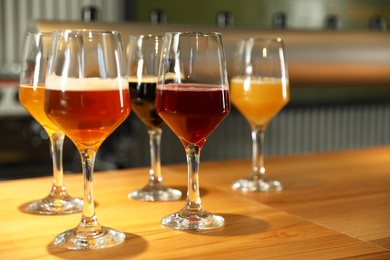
[325,15,341,30]
[369,15,387,31]
[150,10,167,24]
[217,12,234,28]
[273,12,288,29]
[82,5,101,22]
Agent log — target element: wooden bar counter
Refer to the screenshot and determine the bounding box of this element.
[1,146,389,259]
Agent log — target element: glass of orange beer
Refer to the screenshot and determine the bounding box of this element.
[45,30,131,249]
[231,38,290,192]
[19,32,83,214]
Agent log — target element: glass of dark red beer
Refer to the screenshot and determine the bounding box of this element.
[155,32,231,230]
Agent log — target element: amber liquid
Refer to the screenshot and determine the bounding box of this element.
[45,88,131,150]
[231,77,289,126]
[129,81,164,129]
[19,84,61,136]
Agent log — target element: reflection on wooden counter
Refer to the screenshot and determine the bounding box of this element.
[0,146,390,259]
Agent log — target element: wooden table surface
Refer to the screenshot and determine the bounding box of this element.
[0,146,389,259]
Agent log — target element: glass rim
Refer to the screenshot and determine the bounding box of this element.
[241,37,284,43]
[52,29,121,36]
[163,31,222,37]
[128,34,163,40]
[26,31,52,37]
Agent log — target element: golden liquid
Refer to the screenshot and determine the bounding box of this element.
[45,88,131,151]
[19,84,61,136]
[231,77,290,126]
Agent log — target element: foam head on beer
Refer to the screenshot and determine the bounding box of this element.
[45,74,128,91]
[128,75,157,84]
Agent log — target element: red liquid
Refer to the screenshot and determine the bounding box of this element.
[45,89,131,150]
[155,83,230,148]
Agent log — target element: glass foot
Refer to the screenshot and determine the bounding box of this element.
[27,197,83,215]
[232,178,283,192]
[54,225,125,250]
[129,185,182,201]
[161,209,224,230]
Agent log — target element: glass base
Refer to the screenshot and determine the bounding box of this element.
[27,197,83,215]
[161,209,224,230]
[232,178,283,192]
[54,226,125,250]
[129,185,182,201]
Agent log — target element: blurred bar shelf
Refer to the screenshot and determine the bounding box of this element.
[0,146,389,258]
[28,21,390,107]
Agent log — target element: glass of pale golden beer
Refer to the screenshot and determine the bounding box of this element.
[19,32,83,214]
[127,35,181,201]
[45,30,131,249]
[231,38,290,192]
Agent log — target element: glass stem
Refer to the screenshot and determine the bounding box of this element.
[48,132,67,197]
[79,149,100,229]
[148,127,163,185]
[251,125,267,180]
[184,144,203,211]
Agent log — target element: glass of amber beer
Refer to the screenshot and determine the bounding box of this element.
[231,38,290,192]
[127,35,181,201]
[45,30,131,249]
[19,32,83,214]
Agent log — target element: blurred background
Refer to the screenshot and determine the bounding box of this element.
[1,0,390,180]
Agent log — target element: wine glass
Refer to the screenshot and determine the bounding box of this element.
[45,30,131,249]
[155,32,231,230]
[127,34,181,201]
[18,32,83,214]
[231,38,290,192]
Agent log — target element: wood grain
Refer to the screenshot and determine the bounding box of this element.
[0,147,389,259]
[204,146,390,249]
